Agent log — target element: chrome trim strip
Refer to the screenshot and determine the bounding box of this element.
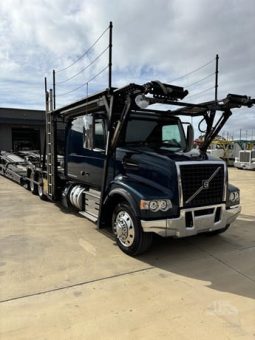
[176,160,226,165]
[229,204,240,209]
[175,162,183,207]
[223,161,227,201]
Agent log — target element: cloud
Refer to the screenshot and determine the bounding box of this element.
[0,0,254,137]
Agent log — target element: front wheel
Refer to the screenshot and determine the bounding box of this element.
[112,203,153,256]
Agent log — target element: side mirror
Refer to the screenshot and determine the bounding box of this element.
[185,124,194,152]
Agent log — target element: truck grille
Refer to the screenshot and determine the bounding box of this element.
[178,163,225,208]
[239,151,251,163]
[239,150,255,163]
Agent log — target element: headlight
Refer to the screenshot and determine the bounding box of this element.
[159,200,172,211]
[149,200,160,212]
[229,191,239,203]
[140,199,172,212]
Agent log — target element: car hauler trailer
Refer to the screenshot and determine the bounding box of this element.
[1,81,254,255]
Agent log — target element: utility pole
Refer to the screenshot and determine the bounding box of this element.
[43,77,49,170]
[44,77,49,112]
[49,89,53,112]
[215,54,219,102]
[53,70,56,110]
[240,129,242,140]
[108,21,113,90]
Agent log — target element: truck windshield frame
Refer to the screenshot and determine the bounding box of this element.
[122,111,187,152]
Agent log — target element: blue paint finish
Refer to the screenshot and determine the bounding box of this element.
[107,146,203,219]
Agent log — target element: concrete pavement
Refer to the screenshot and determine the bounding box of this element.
[0,168,254,339]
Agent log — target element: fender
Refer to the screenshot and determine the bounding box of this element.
[103,176,175,218]
[105,187,140,217]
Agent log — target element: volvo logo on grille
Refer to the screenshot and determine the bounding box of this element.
[202,180,209,189]
[185,166,221,204]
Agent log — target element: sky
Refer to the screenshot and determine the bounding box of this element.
[0,0,255,139]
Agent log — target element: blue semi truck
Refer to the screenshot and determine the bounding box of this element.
[1,81,254,255]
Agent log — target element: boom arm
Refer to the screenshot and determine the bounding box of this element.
[199,95,255,154]
[111,81,255,156]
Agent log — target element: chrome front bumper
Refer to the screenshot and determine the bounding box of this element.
[141,204,241,237]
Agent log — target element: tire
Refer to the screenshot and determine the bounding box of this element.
[38,177,47,201]
[30,173,38,195]
[22,181,30,191]
[206,224,230,236]
[112,203,153,256]
[23,173,31,190]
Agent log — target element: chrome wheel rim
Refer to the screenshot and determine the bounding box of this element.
[114,210,135,247]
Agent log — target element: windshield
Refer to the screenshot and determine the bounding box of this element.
[124,114,186,151]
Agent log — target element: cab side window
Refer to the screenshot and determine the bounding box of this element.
[68,114,106,154]
[82,115,93,150]
[94,118,106,150]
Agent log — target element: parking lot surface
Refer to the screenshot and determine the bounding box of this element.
[0,168,255,339]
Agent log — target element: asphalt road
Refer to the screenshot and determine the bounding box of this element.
[0,168,254,339]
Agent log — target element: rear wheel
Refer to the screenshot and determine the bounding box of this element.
[112,203,153,256]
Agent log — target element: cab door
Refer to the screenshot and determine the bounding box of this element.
[66,114,106,189]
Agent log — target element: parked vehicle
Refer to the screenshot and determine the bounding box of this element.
[1,81,254,255]
[207,140,242,166]
[234,150,255,170]
[0,151,31,185]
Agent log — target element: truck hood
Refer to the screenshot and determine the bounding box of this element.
[115,147,224,212]
[115,146,220,199]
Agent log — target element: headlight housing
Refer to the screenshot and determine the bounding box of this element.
[140,199,172,212]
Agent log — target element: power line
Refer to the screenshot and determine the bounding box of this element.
[170,58,214,83]
[87,65,108,83]
[56,46,109,85]
[184,72,215,88]
[187,86,215,100]
[55,26,109,73]
[58,65,108,97]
